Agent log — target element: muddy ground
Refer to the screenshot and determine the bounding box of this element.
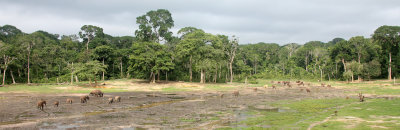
[0,84,352,130]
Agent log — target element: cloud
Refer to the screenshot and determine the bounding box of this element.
[1,0,399,45]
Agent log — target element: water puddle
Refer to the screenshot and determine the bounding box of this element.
[164,93,177,95]
[249,105,294,112]
[40,122,79,129]
[167,96,186,99]
[121,126,147,130]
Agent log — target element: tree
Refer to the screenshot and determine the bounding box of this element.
[18,33,41,84]
[0,42,16,86]
[372,25,400,81]
[347,61,363,82]
[176,28,206,82]
[313,47,328,81]
[343,70,353,83]
[349,36,369,63]
[223,36,239,83]
[284,43,300,58]
[79,25,104,52]
[75,61,107,87]
[128,42,174,83]
[93,45,114,81]
[0,25,22,43]
[135,9,174,43]
[115,49,131,78]
[329,40,352,75]
[362,60,381,80]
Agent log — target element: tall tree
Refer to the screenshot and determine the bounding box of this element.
[372,25,400,81]
[176,28,205,82]
[223,36,239,83]
[0,25,22,43]
[93,45,114,81]
[18,32,44,84]
[128,42,174,83]
[0,42,16,86]
[135,9,174,43]
[79,25,104,52]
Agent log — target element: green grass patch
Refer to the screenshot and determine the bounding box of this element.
[179,118,197,122]
[240,98,400,129]
[161,87,189,92]
[205,85,235,91]
[355,86,400,95]
[241,98,354,129]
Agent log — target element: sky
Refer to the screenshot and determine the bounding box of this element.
[0,0,399,45]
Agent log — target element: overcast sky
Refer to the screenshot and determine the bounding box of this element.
[1,0,399,44]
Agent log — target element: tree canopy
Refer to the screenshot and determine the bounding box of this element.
[0,9,399,86]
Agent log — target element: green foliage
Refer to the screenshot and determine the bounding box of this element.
[135,9,174,42]
[128,42,174,82]
[0,10,399,85]
[79,25,104,43]
[75,61,107,82]
[343,70,353,81]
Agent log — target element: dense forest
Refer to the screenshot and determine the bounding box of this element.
[1,9,400,86]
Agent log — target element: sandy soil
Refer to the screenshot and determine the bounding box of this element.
[0,82,352,129]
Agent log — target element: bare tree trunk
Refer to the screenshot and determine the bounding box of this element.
[75,75,79,83]
[102,58,105,81]
[328,73,331,81]
[351,74,354,82]
[389,52,392,81]
[27,52,30,84]
[254,62,257,74]
[149,72,156,83]
[305,55,308,71]
[342,58,346,72]
[88,77,92,87]
[10,70,15,84]
[94,78,98,87]
[18,69,21,77]
[165,71,168,81]
[189,55,192,82]
[86,38,90,52]
[200,69,205,83]
[319,65,322,81]
[157,70,160,82]
[219,64,221,78]
[2,66,6,86]
[229,61,233,83]
[120,60,123,78]
[214,67,218,83]
[358,53,362,81]
[225,73,228,83]
[152,73,156,84]
[335,62,338,77]
[70,62,74,85]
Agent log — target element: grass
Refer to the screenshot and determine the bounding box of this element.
[237,98,354,129]
[179,118,197,122]
[313,98,400,129]
[161,86,189,92]
[0,83,128,93]
[205,85,235,91]
[219,97,400,129]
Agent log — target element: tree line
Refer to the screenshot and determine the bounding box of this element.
[1,9,399,86]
